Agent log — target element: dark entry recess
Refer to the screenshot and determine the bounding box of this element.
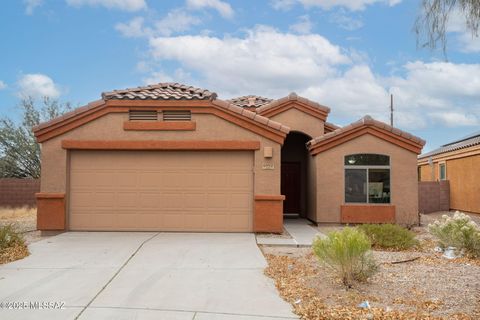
[281,162,301,213]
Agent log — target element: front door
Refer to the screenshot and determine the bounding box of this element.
[281,162,301,214]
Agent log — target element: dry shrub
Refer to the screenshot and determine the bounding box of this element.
[313,227,377,288]
[358,224,419,250]
[0,224,29,264]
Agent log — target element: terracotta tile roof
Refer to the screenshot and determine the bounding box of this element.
[101,82,217,101]
[418,130,480,159]
[308,115,426,147]
[212,99,290,134]
[256,92,330,114]
[33,83,290,138]
[33,99,105,132]
[324,122,340,132]
[227,95,273,108]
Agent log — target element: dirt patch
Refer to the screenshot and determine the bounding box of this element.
[256,227,293,239]
[0,207,50,244]
[261,219,480,319]
[0,243,29,265]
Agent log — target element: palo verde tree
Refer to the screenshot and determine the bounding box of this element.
[0,97,71,178]
[415,0,480,53]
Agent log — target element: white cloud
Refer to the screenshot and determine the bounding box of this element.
[270,0,296,10]
[429,112,479,127]
[0,81,6,90]
[116,10,202,38]
[271,0,401,11]
[115,17,150,38]
[66,0,146,11]
[155,9,202,36]
[139,26,480,129]
[186,0,234,18]
[143,68,193,85]
[455,31,480,53]
[447,9,480,53]
[24,0,43,15]
[17,74,60,98]
[329,9,364,30]
[289,15,313,34]
[148,26,350,96]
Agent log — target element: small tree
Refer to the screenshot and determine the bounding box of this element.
[415,0,480,54]
[0,97,71,178]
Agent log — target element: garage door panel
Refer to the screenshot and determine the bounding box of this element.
[117,192,138,208]
[138,193,160,208]
[69,151,253,232]
[183,193,206,209]
[230,193,252,209]
[117,171,138,187]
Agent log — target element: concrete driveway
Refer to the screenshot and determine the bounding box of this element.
[0,232,297,320]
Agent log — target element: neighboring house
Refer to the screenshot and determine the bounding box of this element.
[34,83,425,233]
[418,131,480,214]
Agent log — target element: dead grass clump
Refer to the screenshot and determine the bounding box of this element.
[0,206,36,220]
[0,224,30,264]
[0,243,29,264]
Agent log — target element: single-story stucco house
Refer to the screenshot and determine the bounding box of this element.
[34,83,425,233]
[418,130,480,214]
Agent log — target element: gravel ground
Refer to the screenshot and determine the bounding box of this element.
[256,226,293,239]
[0,207,50,244]
[261,212,480,319]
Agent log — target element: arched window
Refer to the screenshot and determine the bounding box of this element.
[344,154,390,204]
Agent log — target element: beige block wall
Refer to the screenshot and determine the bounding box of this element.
[306,154,317,221]
[40,112,282,197]
[314,134,419,225]
[446,155,480,213]
[419,164,432,181]
[268,108,325,138]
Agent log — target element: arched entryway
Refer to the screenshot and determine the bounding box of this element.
[281,131,312,218]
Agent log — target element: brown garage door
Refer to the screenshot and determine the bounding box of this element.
[69,150,253,232]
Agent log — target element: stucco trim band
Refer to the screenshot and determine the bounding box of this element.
[259,101,329,121]
[36,193,66,231]
[35,102,288,144]
[253,194,285,233]
[61,140,261,151]
[340,204,396,223]
[309,127,423,155]
[123,121,196,131]
[417,144,480,165]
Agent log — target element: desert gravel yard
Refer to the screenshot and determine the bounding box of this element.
[0,207,47,244]
[261,212,480,320]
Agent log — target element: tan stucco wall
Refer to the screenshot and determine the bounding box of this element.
[419,164,433,181]
[40,112,282,197]
[268,108,324,138]
[419,154,480,213]
[306,154,317,221]
[313,134,419,225]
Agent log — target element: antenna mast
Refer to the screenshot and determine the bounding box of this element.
[390,94,394,127]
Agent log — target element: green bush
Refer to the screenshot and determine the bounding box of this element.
[428,211,480,258]
[357,223,418,250]
[0,224,25,251]
[313,227,377,288]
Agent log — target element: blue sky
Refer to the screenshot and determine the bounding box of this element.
[1,0,479,152]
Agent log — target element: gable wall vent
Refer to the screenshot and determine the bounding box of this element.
[129,110,158,121]
[163,110,191,121]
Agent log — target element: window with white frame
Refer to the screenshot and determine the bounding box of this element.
[439,163,446,180]
[344,154,390,204]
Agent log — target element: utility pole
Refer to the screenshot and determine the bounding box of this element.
[390,94,394,127]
